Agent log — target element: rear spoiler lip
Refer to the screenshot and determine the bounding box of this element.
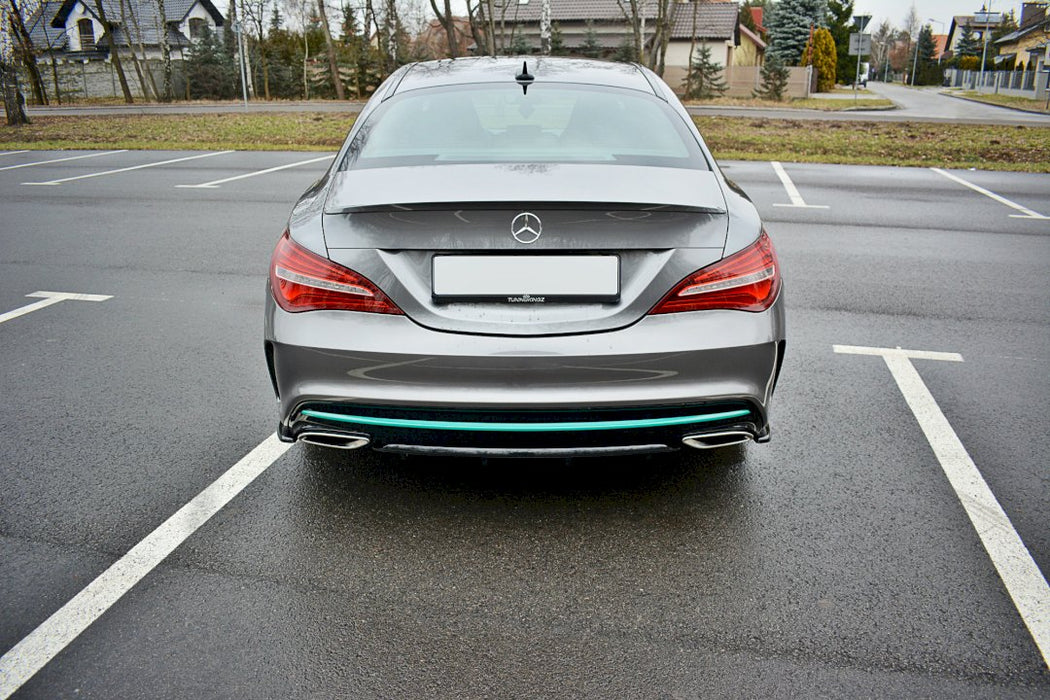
[325,201,727,215]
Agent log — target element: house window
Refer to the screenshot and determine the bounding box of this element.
[78,18,95,51]
[189,17,207,40]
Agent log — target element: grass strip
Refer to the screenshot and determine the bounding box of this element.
[0,112,352,151]
[694,117,1050,172]
[1,112,1048,171]
[948,91,1050,114]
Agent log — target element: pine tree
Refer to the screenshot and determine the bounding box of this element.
[955,24,980,57]
[185,25,238,98]
[550,22,566,55]
[766,0,828,65]
[828,0,855,88]
[682,45,727,99]
[581,20,601,58]
[753,53,789,101]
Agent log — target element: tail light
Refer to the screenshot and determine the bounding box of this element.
[650,230,781,314]
[269,231,403,314]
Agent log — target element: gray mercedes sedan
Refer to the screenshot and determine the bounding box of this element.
[264,57,785,458]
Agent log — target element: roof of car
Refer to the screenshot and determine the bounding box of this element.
[390,57,658,96]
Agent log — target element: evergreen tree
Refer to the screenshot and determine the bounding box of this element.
[550,22,566,56]
[185,26,238,98]
[269,4,283,34]
[581,20,601,58]
[955,24,980,57]
[766,0,828,65]
[827,0,855,87]
[753,53,790,100]
[801,26,836,91]
[681,45,727,99]
[912,23,942,85]
[613,36,637,62]
[510,27,532,55]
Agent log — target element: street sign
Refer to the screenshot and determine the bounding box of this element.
[849,33,871,56]
[854,14,871,32]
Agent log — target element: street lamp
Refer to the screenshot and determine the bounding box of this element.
[975,3,1002,92]
[928,19,945,64]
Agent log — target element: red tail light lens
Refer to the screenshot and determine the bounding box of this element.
[650,230,781,314]
[269,231,403,314]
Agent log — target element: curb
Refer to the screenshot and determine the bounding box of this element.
[939,91,1050,116]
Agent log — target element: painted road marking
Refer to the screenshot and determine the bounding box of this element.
[0,291,112,325]
[22,150,235,186]
[0,150,30,157]
[175,154,333,188]
[835,344,1050,669]
[770,161,829,209]
[0,433,292,698]
[932,168,1050,220]
[0,150,127,172]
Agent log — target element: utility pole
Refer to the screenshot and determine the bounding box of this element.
[976,3,1000,93]
[233,20,248,108]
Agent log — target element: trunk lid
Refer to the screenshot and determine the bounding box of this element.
[322,164,729,336]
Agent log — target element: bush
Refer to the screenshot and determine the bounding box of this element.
[801,27,837,93]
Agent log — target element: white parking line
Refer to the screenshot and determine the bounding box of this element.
[770,161,829,209]
[931,168,1050,220]
[21,150,235,186]
[0,433,291,698]
[0,150,30,157]
[835,344,1050,669]
[0,150,127,172]
[175,154,333,188]
[0,291,112,325]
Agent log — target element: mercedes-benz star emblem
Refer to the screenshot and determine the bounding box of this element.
[511,212,542,244]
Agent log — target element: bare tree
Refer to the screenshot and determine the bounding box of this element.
[0,59,30,124]
[93,0,134,102]
[154,0,173,99]
[615,0,645,63]
[241,0,270,98]
[118,0,155,99]
[870,18,893,76]
[316,0,345,98]
[6,0,48,104]
[428,0,458,57]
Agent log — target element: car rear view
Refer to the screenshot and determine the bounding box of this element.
[264,57,785,458]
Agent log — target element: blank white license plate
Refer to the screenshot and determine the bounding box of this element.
[432,255,620,302]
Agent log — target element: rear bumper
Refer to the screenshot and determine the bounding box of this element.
[265,293,785,455]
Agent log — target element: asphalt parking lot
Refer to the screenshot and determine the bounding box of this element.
[0,148,1048,698]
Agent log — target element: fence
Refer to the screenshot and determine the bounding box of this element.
[18,58,188,103]
[944,67,1045,98]
[666,64,815,99]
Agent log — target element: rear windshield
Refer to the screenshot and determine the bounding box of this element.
[341,83,709,171]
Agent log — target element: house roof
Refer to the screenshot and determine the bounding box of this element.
[739,23,766,50]
[995,16,1049,45]
[506,0,738,40]
[668,1,739,40]
[26,0,70,50]
[51,0,223,30]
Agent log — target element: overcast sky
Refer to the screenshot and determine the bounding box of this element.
[852,0,1013,32]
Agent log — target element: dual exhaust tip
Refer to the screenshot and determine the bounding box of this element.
[297,430,370,450]
[297,429,753,452]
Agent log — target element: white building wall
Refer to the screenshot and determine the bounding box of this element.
[178,3,219,41]
[66,2,103,52]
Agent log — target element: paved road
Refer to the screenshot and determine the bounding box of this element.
[866,81,1050,125]
[0,149,1048,697]
[21,86,1050,125]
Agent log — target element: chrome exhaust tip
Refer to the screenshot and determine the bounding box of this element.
[297,431,370,450]
[681,431,753,450]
